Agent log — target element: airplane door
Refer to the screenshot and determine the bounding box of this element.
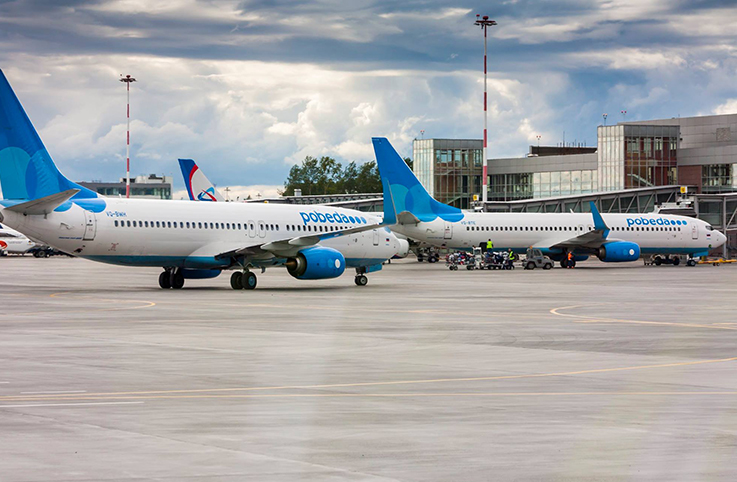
[83,211,96,240]
[692,224,699,240]
[373,229,379,246]
[444,222,453,239]
[247,220,256,238]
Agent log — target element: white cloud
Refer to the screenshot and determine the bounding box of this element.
[714,99,737,115]
[568,48,686,71]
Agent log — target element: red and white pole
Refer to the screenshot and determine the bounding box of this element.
[475,15,496,204]
[120,74,136,198]
[482,25,488,203]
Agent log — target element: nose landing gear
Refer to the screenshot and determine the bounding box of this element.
[354,267,369,286]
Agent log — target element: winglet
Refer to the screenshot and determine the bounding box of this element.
[590,201,610,237]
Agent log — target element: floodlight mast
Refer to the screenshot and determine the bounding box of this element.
[475,14,497,203]
[119,74,136,198]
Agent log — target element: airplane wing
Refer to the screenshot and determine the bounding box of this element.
[215,221,385,260]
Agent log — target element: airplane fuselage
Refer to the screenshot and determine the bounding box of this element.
[394,212,720,257]
[0,198,401,269]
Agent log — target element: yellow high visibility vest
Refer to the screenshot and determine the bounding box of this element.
[486,241,493,249]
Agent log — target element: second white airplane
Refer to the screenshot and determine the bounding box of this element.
[372,137,726,267]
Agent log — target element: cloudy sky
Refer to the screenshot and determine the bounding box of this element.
[1,0,736,199]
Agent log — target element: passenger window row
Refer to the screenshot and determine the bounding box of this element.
[114,220,246,230]
[466,226,583,232]
[464,225,682,233]
[111,220,361,233]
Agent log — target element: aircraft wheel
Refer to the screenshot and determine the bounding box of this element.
[171,270,185,290]
[526,261,535,270]
[243,271,257,290]
[230,271,243,290]
[355,275,368,286]
[560,259,568,268]
[158,271,171,289]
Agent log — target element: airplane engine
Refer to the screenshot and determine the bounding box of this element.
[286,246,346,280]
[393,238,410,259]
[597,241,640,262]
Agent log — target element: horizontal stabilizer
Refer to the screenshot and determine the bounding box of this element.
[5,189,79,215]
[396,211,421,225]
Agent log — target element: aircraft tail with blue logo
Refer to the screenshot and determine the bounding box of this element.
[372,137,463,225]
[178,159,225,202]
[0,69,98,203]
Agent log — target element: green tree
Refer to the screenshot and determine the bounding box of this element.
[281,155,413,196]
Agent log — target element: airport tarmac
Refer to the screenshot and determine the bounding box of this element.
[0,256,736,481]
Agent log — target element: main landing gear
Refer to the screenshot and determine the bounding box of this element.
[230,270,257,290]
[354,267,369,286]
[159,268,184,289]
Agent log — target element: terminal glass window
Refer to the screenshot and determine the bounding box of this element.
[702,164,735,193]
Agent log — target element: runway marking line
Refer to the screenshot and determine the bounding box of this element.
[0,356,734,403]
[0,401,144,408]
[550,304,737,331]
[0,292,156,319]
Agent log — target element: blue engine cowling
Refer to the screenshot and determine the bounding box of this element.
[286,246,346,280]
[598,241,641,262]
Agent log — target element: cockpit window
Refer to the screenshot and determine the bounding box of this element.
[706,225,713,231]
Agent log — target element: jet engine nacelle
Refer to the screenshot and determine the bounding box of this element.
[286,246,346,280]
[598,241,640,262]
[393,238,410,259]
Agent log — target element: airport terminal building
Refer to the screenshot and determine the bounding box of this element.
[414,113,737,202]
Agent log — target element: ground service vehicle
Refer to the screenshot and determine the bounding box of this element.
[524,248,554,270]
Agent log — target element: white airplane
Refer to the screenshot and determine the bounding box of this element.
[372,137,726,267]
[0,70,407,289]
[0,223,36,255]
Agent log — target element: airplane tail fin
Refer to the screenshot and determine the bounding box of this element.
[371,137,463,225]
[178,158,224,202]
[0,70,97,201]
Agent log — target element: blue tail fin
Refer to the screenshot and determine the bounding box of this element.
[372,137,463,224]
[0,70,97,201]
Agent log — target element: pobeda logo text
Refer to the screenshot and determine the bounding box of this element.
[626,217,686,227]
[299,211,366,225]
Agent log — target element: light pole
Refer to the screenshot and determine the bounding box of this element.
[536,135,541,148]
[475,14,497,204]
[602,113,608,126]
[120,74,136,198]
[621,110,627,121]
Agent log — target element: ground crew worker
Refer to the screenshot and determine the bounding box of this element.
[486,239,493,252]
[567,251,575,269]
[508,249,516,261]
